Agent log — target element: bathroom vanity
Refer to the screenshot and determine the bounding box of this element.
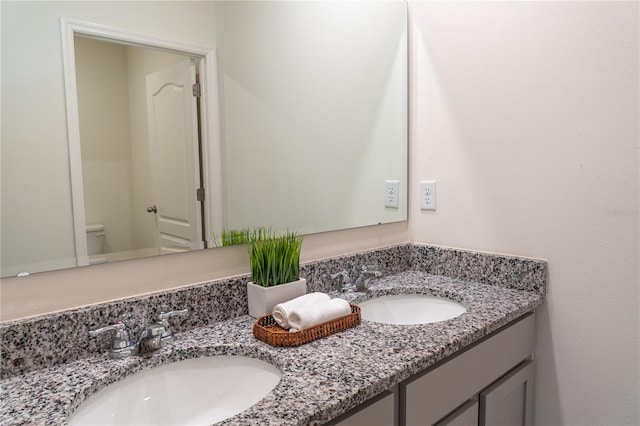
[0,244,546,425]
[332,313,535,426]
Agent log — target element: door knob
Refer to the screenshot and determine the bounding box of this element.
[147,205,158,213]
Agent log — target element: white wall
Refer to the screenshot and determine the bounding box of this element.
[408,2,639,425]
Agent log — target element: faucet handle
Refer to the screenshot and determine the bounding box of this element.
[159,308,188,320]
[89,322,135,358]
[331,270,349,281]
[158,308,188,344]
[362,264,382,276]
[331,270,355,293]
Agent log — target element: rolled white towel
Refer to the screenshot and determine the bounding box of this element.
[272,292,331,329]
[288,298,352,332]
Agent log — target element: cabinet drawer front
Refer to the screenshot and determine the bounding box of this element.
[331,390,397,426]
[404,313,535,425]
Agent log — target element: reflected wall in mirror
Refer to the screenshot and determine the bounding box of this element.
[0,0,408,278]
[216,1,408,236]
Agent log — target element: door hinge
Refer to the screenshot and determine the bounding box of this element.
[196,188,205,202]
[192,83,201,98]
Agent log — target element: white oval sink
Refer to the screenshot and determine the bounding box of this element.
[69,356,281,425]
[358,294,466,325]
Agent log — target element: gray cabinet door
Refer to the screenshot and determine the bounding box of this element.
[480,360,534,426]
[404,314,535,426]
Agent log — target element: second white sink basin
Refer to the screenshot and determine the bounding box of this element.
[69,356,281,425]
[358,294,466,325]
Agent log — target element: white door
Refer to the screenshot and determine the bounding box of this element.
[146,59,203,254]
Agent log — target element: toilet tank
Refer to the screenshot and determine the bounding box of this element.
[86,224,105,256]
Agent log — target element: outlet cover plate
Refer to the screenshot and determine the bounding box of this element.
[420,180,436,210]
[385,180,400,208]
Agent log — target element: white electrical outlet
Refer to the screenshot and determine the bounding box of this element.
[385,180,400,208]
[420,180,436,210]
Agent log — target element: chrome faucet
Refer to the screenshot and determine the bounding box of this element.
[135,322,165,355]
[331,265,382,293]
[354,264,382,291]
[90,308,188,358]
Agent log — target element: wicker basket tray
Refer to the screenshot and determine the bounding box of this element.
[253,304,361,347]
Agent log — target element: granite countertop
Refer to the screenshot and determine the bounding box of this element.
[0,270,544,425]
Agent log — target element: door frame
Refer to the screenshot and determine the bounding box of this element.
[61,18,223,266]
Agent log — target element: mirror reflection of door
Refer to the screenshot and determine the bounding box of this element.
[74,36,206,263]
[146,59,204,254]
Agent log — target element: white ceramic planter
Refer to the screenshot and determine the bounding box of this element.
[247,278,307,318]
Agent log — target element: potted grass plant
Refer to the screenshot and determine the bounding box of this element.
[246,227,306,318]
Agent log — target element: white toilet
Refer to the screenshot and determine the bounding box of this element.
[86,224,108,265]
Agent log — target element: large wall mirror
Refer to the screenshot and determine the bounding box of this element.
[0,1,408,278]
